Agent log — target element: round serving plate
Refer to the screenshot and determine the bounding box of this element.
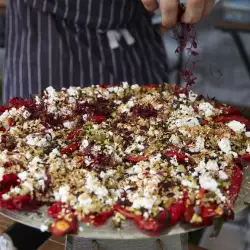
[0,165,249,239]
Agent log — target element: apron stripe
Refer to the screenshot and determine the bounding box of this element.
[4,0,169,102]
[27,6,32,95]
[48,14,53,87]
[74,0,84,87]
[86,0,94,86]
[37,10,42,93]
[59,38,64,89]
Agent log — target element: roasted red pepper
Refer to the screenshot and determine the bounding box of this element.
[134,216,164,233]
[8,118,16,127]
[126,155,148,163]
[50,216,78,236]
[87,115,106,123]
[0,105,10,114]
[48,202,74,219]
[82,210,114,227]
[9,97,34,109]
[0,174,19,198]
[99,84,119,88]
[228,164,243,205]
[168,200,186,225]
[164,151,189,163]
[219,106,241,116]
[214,115,250,125]
[114,205,137,220]
[60,142,79,154]
[0,194,39,211]
[67,129,81,140]
[239,154,250,162]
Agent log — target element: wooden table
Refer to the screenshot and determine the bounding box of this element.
[215,20,250,79]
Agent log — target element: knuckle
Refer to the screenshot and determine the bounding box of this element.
[189,0,203,7]
[185,15,201,24]
[162,19,176,28]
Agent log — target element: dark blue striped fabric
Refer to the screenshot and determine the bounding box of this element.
[4,0,169,104]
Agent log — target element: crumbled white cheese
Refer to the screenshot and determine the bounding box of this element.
[2,193,10,200]
[0,150,9,166]
[206,160,219,171]
[247,144,250,153]
[26,134,50,148]
[22,110,31,119]
[188,91,198,102]
[22,181,34,192]
[45,86,57,98]
[54,185,70,203]
[227,121,246,133]
[25,152,32,160]
[132,197,157,210]
[78,194,92,206]
[215,189,226,202]
[246,132,250,138]
[218,138,231,154]
[85,173,108,199]
[199,174,218,191]
[181,180,198,189]
[198,102,215,117]
[82,114,88,121]
[169,134,182,147]
[63,121,75,129]
[122,82,129,88]
[190,137,205,152]
[149,154,162,165]
[170,117,200,129]
[49,148,61,160]
[219,170,228,180]
[67,87,79,97]
[0,167,5,181]
[170,156,179,166]
[18,171,28,181]
[131,84,139,90]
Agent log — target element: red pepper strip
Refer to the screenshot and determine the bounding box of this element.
[0,174,19,198]
[113,205,138,220]
[8,118,16,127]
[214,115,250,125]
[60,142,79,155]
[164,151,189,164]
[219,106,241,116]
[67,129,81,140]
[0,105,10,114]
[142,85,159,89]
[126,155,148,163]
[228,164,243,205]
[239,154,250,162]
[0,194,40,211]
[87,115,106,123]
[168,201,186,225]
[9,97,34,109]
[48,202,74,219]
[99,84,119,88]
[82,210,114,227]
[134,215,164,233]
[50,216,78,236]
[0,127,5,132]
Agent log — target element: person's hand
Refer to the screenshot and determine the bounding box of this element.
[141,0,215,28]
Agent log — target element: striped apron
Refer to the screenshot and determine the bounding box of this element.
[3,0,169,104]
